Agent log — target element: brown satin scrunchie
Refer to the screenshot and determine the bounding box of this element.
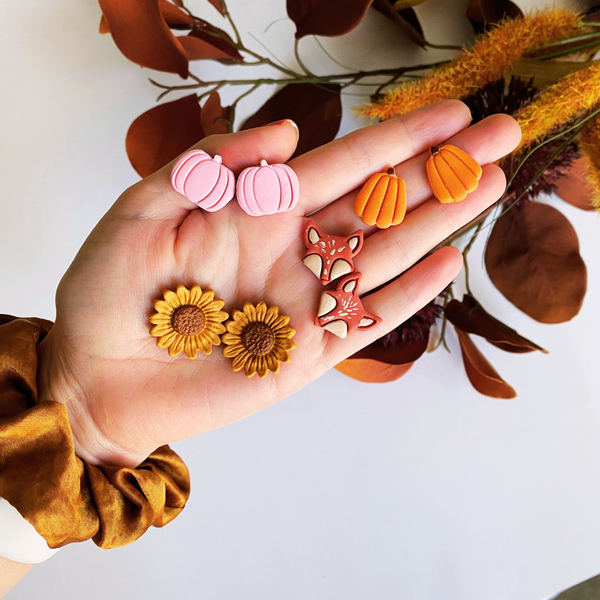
[0,315,190,550]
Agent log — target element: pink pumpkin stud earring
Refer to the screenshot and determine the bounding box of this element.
[236,159,300,216]
[171,150,235,212]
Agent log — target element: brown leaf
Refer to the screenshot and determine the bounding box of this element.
[201,92,231,135]
[100,0,199,31]
[445,295,547,354]
[466,0,522,35]
[485,203,587,324]
[351,336,428,364]
[241,84,341,158]
[372,0,425,46]
[392,0,429,8]
[554,156,598,211]
[287,0,373,38]
[207,0,226,16]
[455,328,517,399]
[179,29,243,62]
[98,0,188,78]
[126,94,203,177]
[335,359,413,383]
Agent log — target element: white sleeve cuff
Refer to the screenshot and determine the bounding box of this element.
[0,496,59,564]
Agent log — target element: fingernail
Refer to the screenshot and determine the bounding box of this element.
[264,119,299,139]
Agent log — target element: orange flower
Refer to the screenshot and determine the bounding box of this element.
[359,9,581,122]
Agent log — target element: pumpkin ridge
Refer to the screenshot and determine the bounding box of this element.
[436,154,465,201]
[202,162,230,210]
[377,175,397,228]
[430,156,454,201]
[245,168,262,216]
[364,175,389,225]
[354,173,383,217]
[444,145,482,179]
[440,151,475,191]
[274,165,284,212]
[279,166,295,211]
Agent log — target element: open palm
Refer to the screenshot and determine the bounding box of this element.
[37,100,521,467]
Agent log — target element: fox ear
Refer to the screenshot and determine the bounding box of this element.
[358,317,376,328]
[346,230,363,254]
[305,220,322,245]
[341,274,360,293]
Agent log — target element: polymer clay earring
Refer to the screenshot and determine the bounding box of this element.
[221,301,296,378]
[426,145,482,203]
[149,284,229,359]
[303,219,363,284]
[316,272,381,339]
[236,159,300,216]
[171,150,235,211]
[354,167,407,229]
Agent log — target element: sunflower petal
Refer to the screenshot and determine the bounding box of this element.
[255,302,267,322]
[184,337,198,359]
[243,303,256,322]
[198,336,213,356]
[157,331,178,348]
[168,335,185,357]
[244,357,258,377]
[232,310,249,324]
[223,344,244,358]
[265,306,279,325]
[272,347,290,363]
[232,352,249,372]
[189,285,203,305]
[154,300,173,314]
[163,289,181,308]
[272,315,290,330]
[257,356,268,378]
[225,321,244,335]
[149,313,171,325]
[276,338,296,352]
[151,324,173,337]
[207,332,221,346]
[176,285,190,304]
[267,353,281,373]
[205,299,225,313]
[222,332,241,345]
[198,290,215,307]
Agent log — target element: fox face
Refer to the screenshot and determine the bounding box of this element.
[315,272,381,339]
[303,220,363,284]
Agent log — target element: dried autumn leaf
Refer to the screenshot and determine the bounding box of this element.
[466,0,522,35]
[207,0,226,16]
[201,92,231,135]
[445,295,547,354]
[126,94,204,177]
[100,0,199,32]
[335,359,413,383]
[179,29,243,62]
[351,336,428,364]
[455,328,517,399]
[287,0,373,38]
[554,156,597,211]
[241,84,341,158]
[372,0,425,46]
[485,203,587,324]
[98,0,188,78]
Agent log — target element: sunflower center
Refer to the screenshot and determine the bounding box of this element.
[242,322,275,357]
[171,305,206,336]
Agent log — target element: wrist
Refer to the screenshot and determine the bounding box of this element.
[36,326,145,468]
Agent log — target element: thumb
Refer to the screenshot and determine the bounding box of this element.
[113,119,300,222]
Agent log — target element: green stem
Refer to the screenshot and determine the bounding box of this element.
[537,39,600,60]
[423,41,463,51]
[294,38,314,76]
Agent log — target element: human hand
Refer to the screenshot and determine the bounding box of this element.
[36,100,521,467]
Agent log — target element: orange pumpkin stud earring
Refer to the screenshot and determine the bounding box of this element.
[354,167,407,229]
[426,145,482,204]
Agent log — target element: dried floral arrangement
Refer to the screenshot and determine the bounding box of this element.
[97,0,600,398]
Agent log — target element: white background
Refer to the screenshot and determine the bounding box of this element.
[2,0,600,598]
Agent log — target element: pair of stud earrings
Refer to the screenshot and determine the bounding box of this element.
[171,150,300,217]
[354,144,483,229]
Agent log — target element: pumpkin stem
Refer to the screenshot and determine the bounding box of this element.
[430,146,441,156]
[386,167,395,175]
[260,159,268,166]
[214,154,223,163]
